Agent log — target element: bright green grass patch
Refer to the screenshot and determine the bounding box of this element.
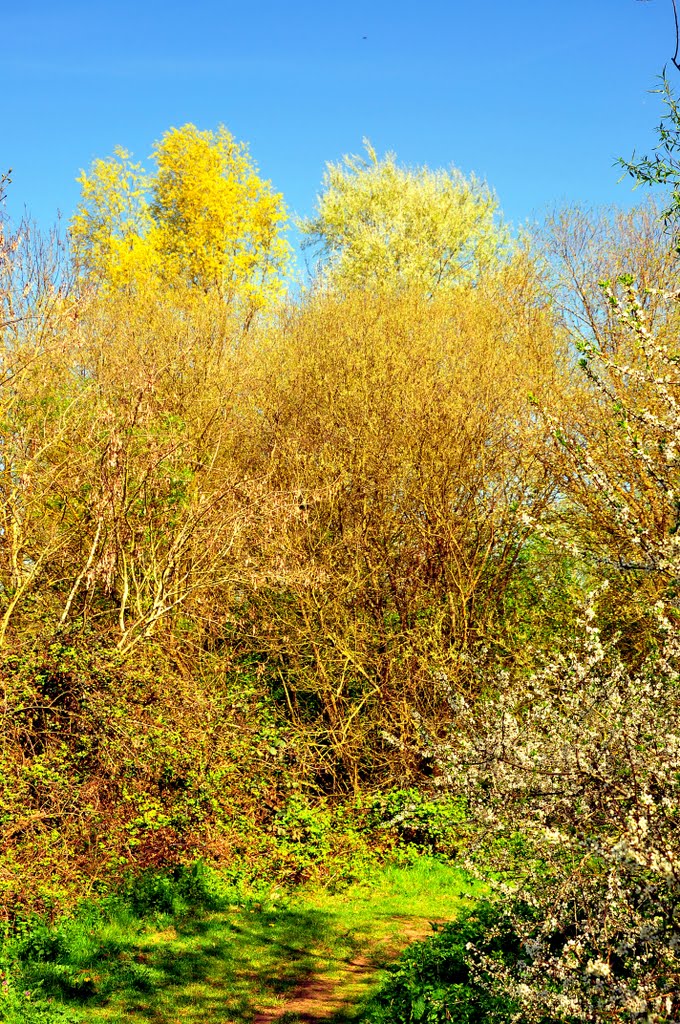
[4,858,484,1024]
[305,857,486,950]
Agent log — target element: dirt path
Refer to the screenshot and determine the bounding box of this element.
[253,915,440,1023]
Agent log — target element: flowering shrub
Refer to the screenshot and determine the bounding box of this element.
[429,611,679,1021]
[420,286,680,1021]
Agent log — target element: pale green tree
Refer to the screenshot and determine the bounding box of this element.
[300,142,509,293]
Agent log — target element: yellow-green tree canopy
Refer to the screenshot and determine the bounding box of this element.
[300,142,509,294]
[70,125,291,308]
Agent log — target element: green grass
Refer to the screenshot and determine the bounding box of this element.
[9,858,485,1024]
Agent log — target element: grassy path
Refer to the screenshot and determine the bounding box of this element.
[34,860,484,1023]
[251,914,437,1023]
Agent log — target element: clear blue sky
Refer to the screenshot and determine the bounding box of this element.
[3,0,678,246]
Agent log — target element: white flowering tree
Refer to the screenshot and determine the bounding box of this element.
[431,605,679,1021]
[424,285,680,1021]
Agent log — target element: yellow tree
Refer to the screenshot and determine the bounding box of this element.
[151,125,290,304]
[70,147,157,291]
[71,125,291,308]
[300,141,509,294]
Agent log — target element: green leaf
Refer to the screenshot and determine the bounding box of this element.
[412,995,426,1020]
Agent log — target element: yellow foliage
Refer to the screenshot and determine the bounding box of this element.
[70,147,158,291]
[152,125,290,305]
[70,125,291,311]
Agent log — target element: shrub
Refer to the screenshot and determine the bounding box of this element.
[368,788,467,856]
[365,902,519,1024]
[423,607,680,1022]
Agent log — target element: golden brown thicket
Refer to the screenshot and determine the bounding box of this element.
[49,289,263,654]
[0,223,293,910]
[0,214,81,644]
[0,212,570,908]
[241,259,563,787]
[0,246,276,654]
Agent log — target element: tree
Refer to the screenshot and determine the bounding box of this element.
[299,141,509,294]
[618,73,680,243]
[70,147,157,292]
[70,124,291,308]
[0,168,10,205]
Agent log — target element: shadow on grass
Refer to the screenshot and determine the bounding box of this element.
[25,906,353,1023]
[17,860,476,1023]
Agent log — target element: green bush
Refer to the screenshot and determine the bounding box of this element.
[368,789,467,856]
[364,901,519,1024]
[122,861,230,916]
[0,953,79,1023]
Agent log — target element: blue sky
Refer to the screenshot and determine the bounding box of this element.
[3,0,678,249]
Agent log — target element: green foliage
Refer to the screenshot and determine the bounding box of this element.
[272,797,333,881]
[368,790,467,857]
[0,988,77,1024]
[120,862,231,916]
[497,534,588,660]
[364,902,519,1024]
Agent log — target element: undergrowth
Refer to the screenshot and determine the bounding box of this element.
[363,902,520,1024]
